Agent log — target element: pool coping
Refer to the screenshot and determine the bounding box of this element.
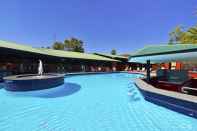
[65,71,128,76]
[3,73,65,81]
[135,78,197,118]
[135,78,197,103]
[3,73,65,91]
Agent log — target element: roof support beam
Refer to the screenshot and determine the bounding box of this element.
[146,60,151,82]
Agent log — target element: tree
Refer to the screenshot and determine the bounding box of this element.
[169,25,197,44]
[111,49,117,55]
[186,26,197,43]
[64,37,85,52]
[169,26,184,44]
[52,42,64,50]
[169,9,197,44]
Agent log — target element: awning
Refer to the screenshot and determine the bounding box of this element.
[129,44,197,63]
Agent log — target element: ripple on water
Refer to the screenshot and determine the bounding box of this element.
[0,73,197,131]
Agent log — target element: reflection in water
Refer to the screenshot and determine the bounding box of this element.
[6,82,81,98]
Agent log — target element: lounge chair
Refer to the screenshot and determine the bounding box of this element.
[156,69,189,83]
[181,86,197,96]
[155,69,190,92]
[181,79,197,96]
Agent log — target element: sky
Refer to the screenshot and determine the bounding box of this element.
[0,0,197,54]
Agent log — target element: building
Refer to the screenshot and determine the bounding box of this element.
[93,53,129,71]
[0,40,121,78]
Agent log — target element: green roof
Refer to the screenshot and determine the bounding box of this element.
[94,53,128,59]
[38,48,119,61]
[0,40,48,55]
[0,40,118,62]
[130,44,197,57]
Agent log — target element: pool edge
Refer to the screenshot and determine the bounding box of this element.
[135,78,197,119]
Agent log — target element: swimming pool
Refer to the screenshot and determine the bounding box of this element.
[0,73,197,131]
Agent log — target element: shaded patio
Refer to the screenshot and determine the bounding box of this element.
[129,44,197,118]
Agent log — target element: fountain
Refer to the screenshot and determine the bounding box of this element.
[3,60,64,91]
[38,59,43,76]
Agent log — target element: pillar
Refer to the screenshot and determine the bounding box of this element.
[146,60,151,82]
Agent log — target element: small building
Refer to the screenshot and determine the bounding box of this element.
[94,53,146,71]
[0,40,120,78]
[93,53,129,71]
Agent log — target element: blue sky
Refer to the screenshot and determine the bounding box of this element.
[0,0,197,54]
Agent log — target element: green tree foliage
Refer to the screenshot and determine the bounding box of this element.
[51,38,85,52]
[169,25,197,44]
[169,26,184,44]
[52,41,64,50]
[111,49,117,55]
[64,38,84,52]
[187,26,197,43]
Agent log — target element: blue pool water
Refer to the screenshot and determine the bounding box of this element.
[0,73,197,131]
